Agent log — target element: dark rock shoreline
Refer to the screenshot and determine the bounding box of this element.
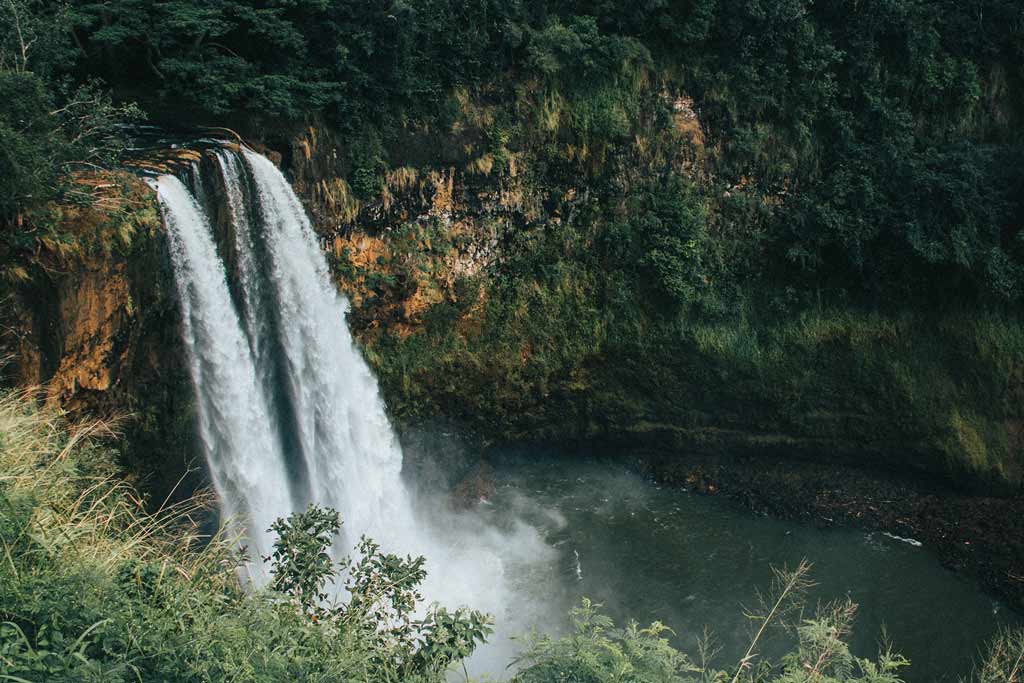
[634,451,1024,613]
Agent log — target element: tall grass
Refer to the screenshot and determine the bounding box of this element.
[0,389,221,578]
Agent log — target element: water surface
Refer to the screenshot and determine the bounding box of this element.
[476,451,1019,682]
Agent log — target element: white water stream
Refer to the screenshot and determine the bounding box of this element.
[152,148,550,673]
[150,174,290,575]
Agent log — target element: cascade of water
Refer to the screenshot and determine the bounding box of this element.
[215,151,267,367]
[154,149,552,675]
[150,174,293,573]
[240,148,418,543]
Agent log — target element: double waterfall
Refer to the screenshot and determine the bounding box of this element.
[151,147,553,673]
[153,148,423,574]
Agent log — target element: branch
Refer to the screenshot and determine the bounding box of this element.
[4,0,31,72]
[731,560,814,683]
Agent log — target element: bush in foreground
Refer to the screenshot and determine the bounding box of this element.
[0,392,487,682]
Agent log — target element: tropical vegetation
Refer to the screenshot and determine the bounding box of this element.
[1,392,1022,681]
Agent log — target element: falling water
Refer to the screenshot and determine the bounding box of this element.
[149,174,291,573]
[241,148,419,541]
[214,150,271,377]
[152,147,552,674]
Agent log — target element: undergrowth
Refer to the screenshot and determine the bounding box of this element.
[1,391,1021,682]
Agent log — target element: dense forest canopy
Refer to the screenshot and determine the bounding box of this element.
[2,0,1023,306]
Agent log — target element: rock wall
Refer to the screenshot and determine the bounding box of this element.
[4,173,199,504]
[281,120,1024,490]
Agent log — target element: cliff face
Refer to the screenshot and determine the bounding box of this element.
[5,173,199,503]
[286,125,523,333]
[22,256,134,405]
[8,116,1022,498]
[282,112,1024,489]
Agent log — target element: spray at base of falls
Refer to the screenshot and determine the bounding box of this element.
[151,147,553,673]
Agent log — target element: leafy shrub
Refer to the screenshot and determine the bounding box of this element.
[603,175,722,315]
[267,504,341,614]
[512,565,910,683]
[513,598,699,683]
[267,505,493,680]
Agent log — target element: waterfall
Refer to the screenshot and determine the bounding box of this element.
[155,149,418,558]
[152,148,551,673]
[241,148,419,541]
[149,174,292,571]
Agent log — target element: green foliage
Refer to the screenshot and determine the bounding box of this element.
[774,602,909,682]
[348,129,387,199]
[972,628,1024,683]
[6,0,1024,304]
[513,598,700,683]
[2,0,1024,304]
[341,535,493,679]
[371,277,1024,480]
[0,394,487,683]
[0,1,142,223]
[0,70,58,220]
[695,0,1024,303]
[267,504,340,615]
[524,15,650,142]
[0,2,146,293]
[265,505,493,680]
[604,175,721,315]
[512,594,911,683]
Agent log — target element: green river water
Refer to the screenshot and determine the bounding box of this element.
[471,451,1020,682]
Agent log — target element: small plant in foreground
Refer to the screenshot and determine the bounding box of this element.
[267,504,493,679]
[969,628,1024,683]
[512,563,910,683]
[267,504,341,615]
